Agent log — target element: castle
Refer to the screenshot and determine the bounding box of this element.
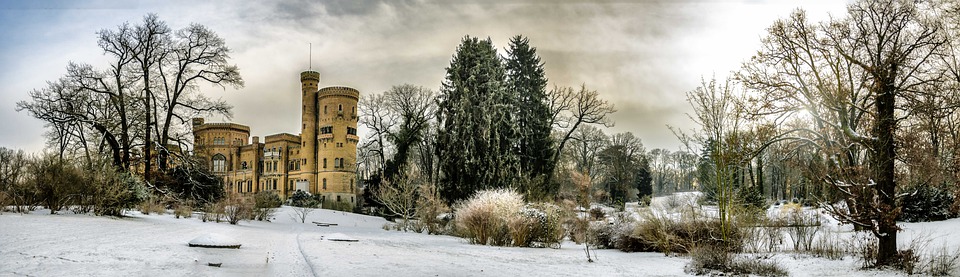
[192,70,360,209]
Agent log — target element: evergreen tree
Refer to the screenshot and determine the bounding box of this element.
[437,36,518,204]
[504,35,555,199]
[635,155,653,201]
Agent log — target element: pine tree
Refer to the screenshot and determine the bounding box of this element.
[504,35,555,199]
[437,36,518,204]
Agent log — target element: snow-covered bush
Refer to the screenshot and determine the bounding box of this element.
[253,191,281,221]
[508,203,565,247]
[454,189,523,245]
[899,185,956,222]
[686,244,787,277]
[587,212,647,251]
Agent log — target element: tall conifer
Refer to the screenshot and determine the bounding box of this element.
[504,35,555,199]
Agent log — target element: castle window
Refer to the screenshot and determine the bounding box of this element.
[350,180,354,192]
[324,106,328,114]
[242,161,248,170]
[337,195,341,202]
[338,104,342,112]
[347,127,357,136]
[323,158,327,169]
[212,154,226,172]
[323,178,327,190]
[320,126,333,134]
[247,181,252,192]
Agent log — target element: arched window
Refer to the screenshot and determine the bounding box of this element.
[323,158,327,168]
[338,104,343,112]
[322,178,327,190]
[212,154,226,172]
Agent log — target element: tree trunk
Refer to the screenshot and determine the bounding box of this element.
[874,79,898,266]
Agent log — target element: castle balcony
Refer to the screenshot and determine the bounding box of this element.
[318,133,334,140]
[346,134,360,142]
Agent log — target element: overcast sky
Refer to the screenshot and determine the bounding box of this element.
[0,0,848,154]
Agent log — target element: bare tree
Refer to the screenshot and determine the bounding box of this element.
[154,22,243,172]
[739,0,948,265]
[290,206,316,224]
[547,85,616,185]
[373,167,422,231]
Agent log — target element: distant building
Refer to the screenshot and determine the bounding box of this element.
[192,70,360,209]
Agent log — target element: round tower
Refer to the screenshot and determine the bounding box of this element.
[316,86,360,208]
[300,71,320,192]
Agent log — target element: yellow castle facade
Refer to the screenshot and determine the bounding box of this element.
[192,70,360,208]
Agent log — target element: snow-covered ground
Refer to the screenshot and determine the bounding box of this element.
[2,199,958,276]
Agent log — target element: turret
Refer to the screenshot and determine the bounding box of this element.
[301,70,320,192]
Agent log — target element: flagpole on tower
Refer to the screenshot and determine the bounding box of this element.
[309,43,312,70]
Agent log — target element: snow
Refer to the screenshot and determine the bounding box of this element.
[189,233,241,248]
[2,200,959,276]
[323,233,357,242]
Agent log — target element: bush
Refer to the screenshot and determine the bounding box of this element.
[509,203,565,248]
[926,247,960,276]
[91,166,148,217]
[174,202,193,219]
[587,212,650,252]
[253,191,281,221]
[588,207,606,220]
[155,163,225,206]
[809,231,844,260]
[222,193,252,225]
[290,190,320,208]
[417,183,451,235]
[687,244,787,277]
[138,196,165,215]
[453,189,523,246]
[633,210,743,255]
[781,204,820,251]
[899,185,956,222]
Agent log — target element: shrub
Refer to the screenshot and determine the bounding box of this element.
[899,185,956,222]
[174,202,193,219]
[91,166,148,217]
[925,247,960,276]
[222,193,252,225]
[782,205,820,251]
[633,209,743,255]
[0,191,10,214]
[138,196,165,215]
[290,190,320,208]
[508,203,565,248]
[589,207,606,220]
[253,191,281,221]
[155,163,225,206]
[687,244,787,277]
[453,189,523,245]
[809,231,844,260]
[417,183,451,235]
[587,212,649,252]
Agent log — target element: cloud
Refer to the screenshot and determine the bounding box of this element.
[0,0,847,153]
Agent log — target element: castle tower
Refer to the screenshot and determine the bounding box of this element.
[317,86,360,208]
[300,70,320,192]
